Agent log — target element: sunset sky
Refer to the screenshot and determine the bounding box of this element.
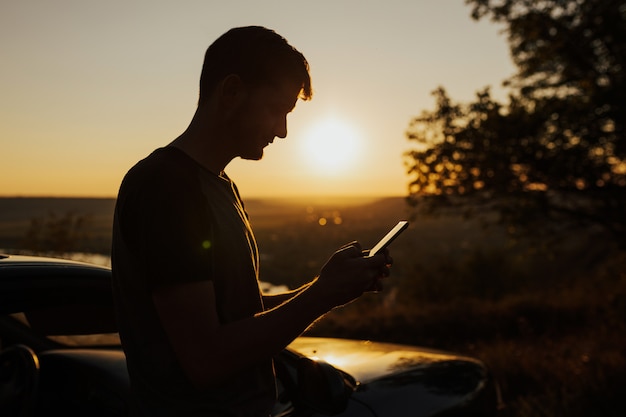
[0,0,515,198]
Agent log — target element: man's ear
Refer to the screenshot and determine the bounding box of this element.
[218,74,246,111]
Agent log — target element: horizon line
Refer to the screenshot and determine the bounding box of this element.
[0,193,406,200]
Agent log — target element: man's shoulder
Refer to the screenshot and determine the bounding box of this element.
[126,147,199,184]
[132,147,194,174]
[118,147,201,199]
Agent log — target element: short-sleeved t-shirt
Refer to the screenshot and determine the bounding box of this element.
[111,147,276,416]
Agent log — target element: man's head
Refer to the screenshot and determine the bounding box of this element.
[198,26,312,106]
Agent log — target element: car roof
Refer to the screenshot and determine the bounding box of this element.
[0,253,117,335]
[0,253,110,270]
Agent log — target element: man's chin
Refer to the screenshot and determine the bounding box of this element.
[240,151,264,161]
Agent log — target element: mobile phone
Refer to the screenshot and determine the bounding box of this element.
[366,220,409,257]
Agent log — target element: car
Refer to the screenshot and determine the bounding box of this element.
[0,254,501,416]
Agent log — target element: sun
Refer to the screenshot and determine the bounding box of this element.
[301,117,362,175]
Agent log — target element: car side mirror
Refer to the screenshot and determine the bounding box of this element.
[297,357,352,415]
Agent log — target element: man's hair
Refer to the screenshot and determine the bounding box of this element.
[198,26,312,105]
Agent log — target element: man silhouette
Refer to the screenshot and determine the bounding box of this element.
[111,26,391,416]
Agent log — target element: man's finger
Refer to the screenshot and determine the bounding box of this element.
[336,241,363,258]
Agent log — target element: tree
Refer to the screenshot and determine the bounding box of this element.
[405,0,626,245]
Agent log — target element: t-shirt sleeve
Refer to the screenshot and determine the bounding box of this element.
[117,159,213,290]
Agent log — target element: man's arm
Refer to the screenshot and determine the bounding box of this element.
[261,282,312,310]
[152,243,389,390]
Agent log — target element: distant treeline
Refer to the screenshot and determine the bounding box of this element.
[0,196,412,256]
[0,197,116,254]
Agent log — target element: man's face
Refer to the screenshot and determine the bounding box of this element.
[228,79,301,161]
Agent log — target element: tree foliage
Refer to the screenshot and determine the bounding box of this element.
[405,0,626,244]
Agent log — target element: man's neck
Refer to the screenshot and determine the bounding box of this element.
[169,108,233,175]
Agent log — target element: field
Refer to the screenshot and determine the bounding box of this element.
[1,196,624,416]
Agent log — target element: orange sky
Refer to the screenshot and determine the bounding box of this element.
[0,0,515,198]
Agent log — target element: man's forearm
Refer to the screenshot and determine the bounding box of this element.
[261,281,313,310]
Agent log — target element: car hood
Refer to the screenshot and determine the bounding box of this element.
[289,337,483,383]
[288,337,495,417]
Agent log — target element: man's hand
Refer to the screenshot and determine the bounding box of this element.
[314,241,392,309]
